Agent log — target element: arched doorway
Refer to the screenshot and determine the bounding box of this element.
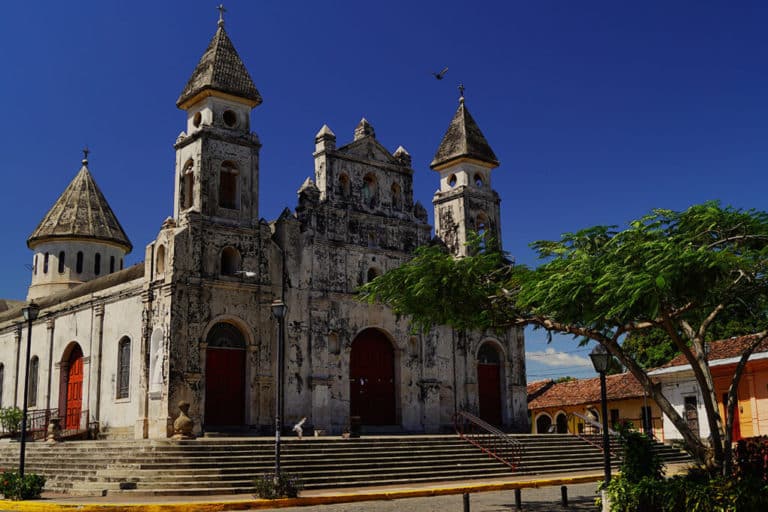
[556,412,568,433]
[64,344,84,430]
[536,413,552,433]
[350,329,396,425]
[477,343,502,426]
[205,322,246,428]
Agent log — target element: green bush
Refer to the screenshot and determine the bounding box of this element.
[253,472,302,499]
[0,471,46,500]
[616,423,664,483]
[0,407,22,436]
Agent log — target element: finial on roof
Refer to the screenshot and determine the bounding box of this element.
[217,4,226,27]
[458,83,465,104]
[82,147,90,166]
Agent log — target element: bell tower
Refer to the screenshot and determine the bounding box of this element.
[431,87,502,256]
[173,9,262,228]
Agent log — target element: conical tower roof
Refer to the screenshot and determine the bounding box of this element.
[176,21,262,109]
[27,157,132,252]
[430,97,499,170]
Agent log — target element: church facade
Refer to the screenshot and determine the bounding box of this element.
[0,17,527,439]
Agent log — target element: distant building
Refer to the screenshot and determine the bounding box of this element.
[527,374,664,439]
[0,13,527,439]
[649,335,768,442]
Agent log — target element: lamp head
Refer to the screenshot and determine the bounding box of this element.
[22,302,40,322]
[590,344,612,373]
[271,299,287,319]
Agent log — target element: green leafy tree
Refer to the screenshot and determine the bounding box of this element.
[360,202,768,474]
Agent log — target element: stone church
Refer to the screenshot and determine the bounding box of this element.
[0,15,527,439]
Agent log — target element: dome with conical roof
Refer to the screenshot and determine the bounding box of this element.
[27,160,131,251]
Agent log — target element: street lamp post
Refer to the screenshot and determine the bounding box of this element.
[20,301,40,478]
[589,344,612,485]
[270,299,287,481]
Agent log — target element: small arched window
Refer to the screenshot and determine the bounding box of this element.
[156,245,166,276]
[28,356,39,407]
[94,253,101,276]
[219,161,239,209]
[109,256,115,274]
[362,174,377,207]
[391,183,402,211]
[116,337,131,399]
[182,159,194,210]
[476,212,489,252]
[338,173,351,199]
[0,363,4,408]
[76,251,83,274]
[120,258,124,270]
[58,251,66,273]
[474,173,484,187]
[366,267,380,283]
[33,255,37,275]
[43,253,49,274]
[221,247,241,276]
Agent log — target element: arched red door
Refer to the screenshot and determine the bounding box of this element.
[205,323,246,427]
[65,345,84,430]
[477,343,502,426]
[350,329,396,425]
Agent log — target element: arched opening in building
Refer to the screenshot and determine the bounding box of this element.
[362,173,377,207]
[477,342,503,426]
[61,343,84,431]
[536,413,553,434]
[182,159,194,210]
[338,173,350,198]
[205,322,246,428]
[155,245,166,277]
[391,183,402,211]
[556,412,568,433]
[350,328,396,425]
[220,247,241,276]
[219,161,239,209]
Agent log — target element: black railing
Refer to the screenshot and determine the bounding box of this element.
[454,410,523,470]
[0,408,91,441]
[568,412,622,458]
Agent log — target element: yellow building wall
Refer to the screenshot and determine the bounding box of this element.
[713,358,768,439]
[531,397,664,440]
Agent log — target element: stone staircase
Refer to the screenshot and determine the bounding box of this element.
[0,434,691,496]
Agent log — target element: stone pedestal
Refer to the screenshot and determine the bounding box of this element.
[46,417,62,443]
[171,401,195,440]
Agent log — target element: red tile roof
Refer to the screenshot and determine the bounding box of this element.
[528,373,646,410]
[661,334,768,369]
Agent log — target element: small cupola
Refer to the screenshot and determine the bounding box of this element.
[26,150,132,300]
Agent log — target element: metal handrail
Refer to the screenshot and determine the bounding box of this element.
[454,410,523,470]
[567,412,621,456]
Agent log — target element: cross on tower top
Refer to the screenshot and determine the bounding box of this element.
[217,4,226,26]
[82,147,90,166]
[458,83,465,103]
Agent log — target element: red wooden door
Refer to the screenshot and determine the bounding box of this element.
[205,348,245,427]
[65,346,84,430]
[478,363,502,426]
[350,330,396,425]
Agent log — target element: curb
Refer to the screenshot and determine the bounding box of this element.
[2,474,603,512]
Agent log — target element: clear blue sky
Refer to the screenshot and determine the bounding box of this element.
[2,1,767,381]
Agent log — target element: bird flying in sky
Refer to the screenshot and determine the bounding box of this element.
[432,67,448,80]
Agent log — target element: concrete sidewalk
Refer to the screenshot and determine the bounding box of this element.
[1,464,692,512]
